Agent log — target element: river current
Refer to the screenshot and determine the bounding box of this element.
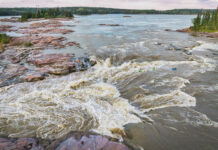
[0,14,218,150]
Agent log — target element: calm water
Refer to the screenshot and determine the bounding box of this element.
[0,15,218,150]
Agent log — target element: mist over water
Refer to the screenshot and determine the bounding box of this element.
[0,14,218,149]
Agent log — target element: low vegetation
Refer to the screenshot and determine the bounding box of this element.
[191,7,218,32]
[0,33,11,44]
[24,42,33,47]
[0,34,11,51]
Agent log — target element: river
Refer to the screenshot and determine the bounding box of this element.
[0,14,218,150]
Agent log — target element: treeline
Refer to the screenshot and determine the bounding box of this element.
[0,7,214,16]
[20,8,73,21]
[191,7,218,32]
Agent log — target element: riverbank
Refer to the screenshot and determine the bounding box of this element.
[176,28,218,38]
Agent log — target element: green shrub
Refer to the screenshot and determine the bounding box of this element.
[0,34,11,44]
[1,41,5,51]
[24,42,33,47]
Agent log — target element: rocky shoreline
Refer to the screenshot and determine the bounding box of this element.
[0,17,133,150]
[0,132,129,150]
[165,28,218,38]
[0,18,94,87]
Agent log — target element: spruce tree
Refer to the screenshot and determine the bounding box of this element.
[191,7,218,32]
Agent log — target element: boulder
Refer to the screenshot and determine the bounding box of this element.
[56,134,129,150]
[0,138,44,150]
[20,72,47,82]
[99,24,120,26]
[0,134,129,150]
[66,41,81,48]
[28,54,74,66]
[2,64,27,75]
[0,64,27,87]
[165,29,172,32]
[176,28,191,32]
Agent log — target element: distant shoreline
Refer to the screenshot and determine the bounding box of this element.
[0,7,215,16]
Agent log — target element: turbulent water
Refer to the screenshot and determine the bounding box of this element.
[0,15,218,149]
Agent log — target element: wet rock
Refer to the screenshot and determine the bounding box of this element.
[165,29,172,32]
[20,72,47,82]
[71,57,93,71]
[0,25,13,28]
[0,25,15,32]
[176,28,218,38]
[28,54,74,66]
[0,18,19,22]
[12,35,66,49]
[56,134,129,150]
[0,133,129,150]
[32,36,65,49]
[205,33,218,38]
[99,24,120,26]
[28,54,94,75]
[167,44,182,51]
[123,16,132,18]
[30,21,63,28]
[0,47,33,64]
[48,62,75,75]
[66,41,81,48]
[183,50,192,55]
[0,64,27,87]
[176,28,191,32]
[48,68,70,75]
[2,64,27,75]
[35,67,50,74]
[19,28,74,35]
[154,42,162,45]
[0,138,44,150]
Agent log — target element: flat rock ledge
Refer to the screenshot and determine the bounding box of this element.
[0,53,96,87]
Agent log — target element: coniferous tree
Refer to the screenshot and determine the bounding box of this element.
[191,7,218,32]
[192,12,201,31]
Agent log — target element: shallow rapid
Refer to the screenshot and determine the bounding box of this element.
[0,15,218,150]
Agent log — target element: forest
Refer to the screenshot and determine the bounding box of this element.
[0,7,214,16]
[191,7,218,32]
[20,8,73,21]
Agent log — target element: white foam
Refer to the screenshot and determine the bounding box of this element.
[0,56,216,139]
[132,90,196,113]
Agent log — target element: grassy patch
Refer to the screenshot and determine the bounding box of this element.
[24,42,33,47]
[0,34,11,44]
